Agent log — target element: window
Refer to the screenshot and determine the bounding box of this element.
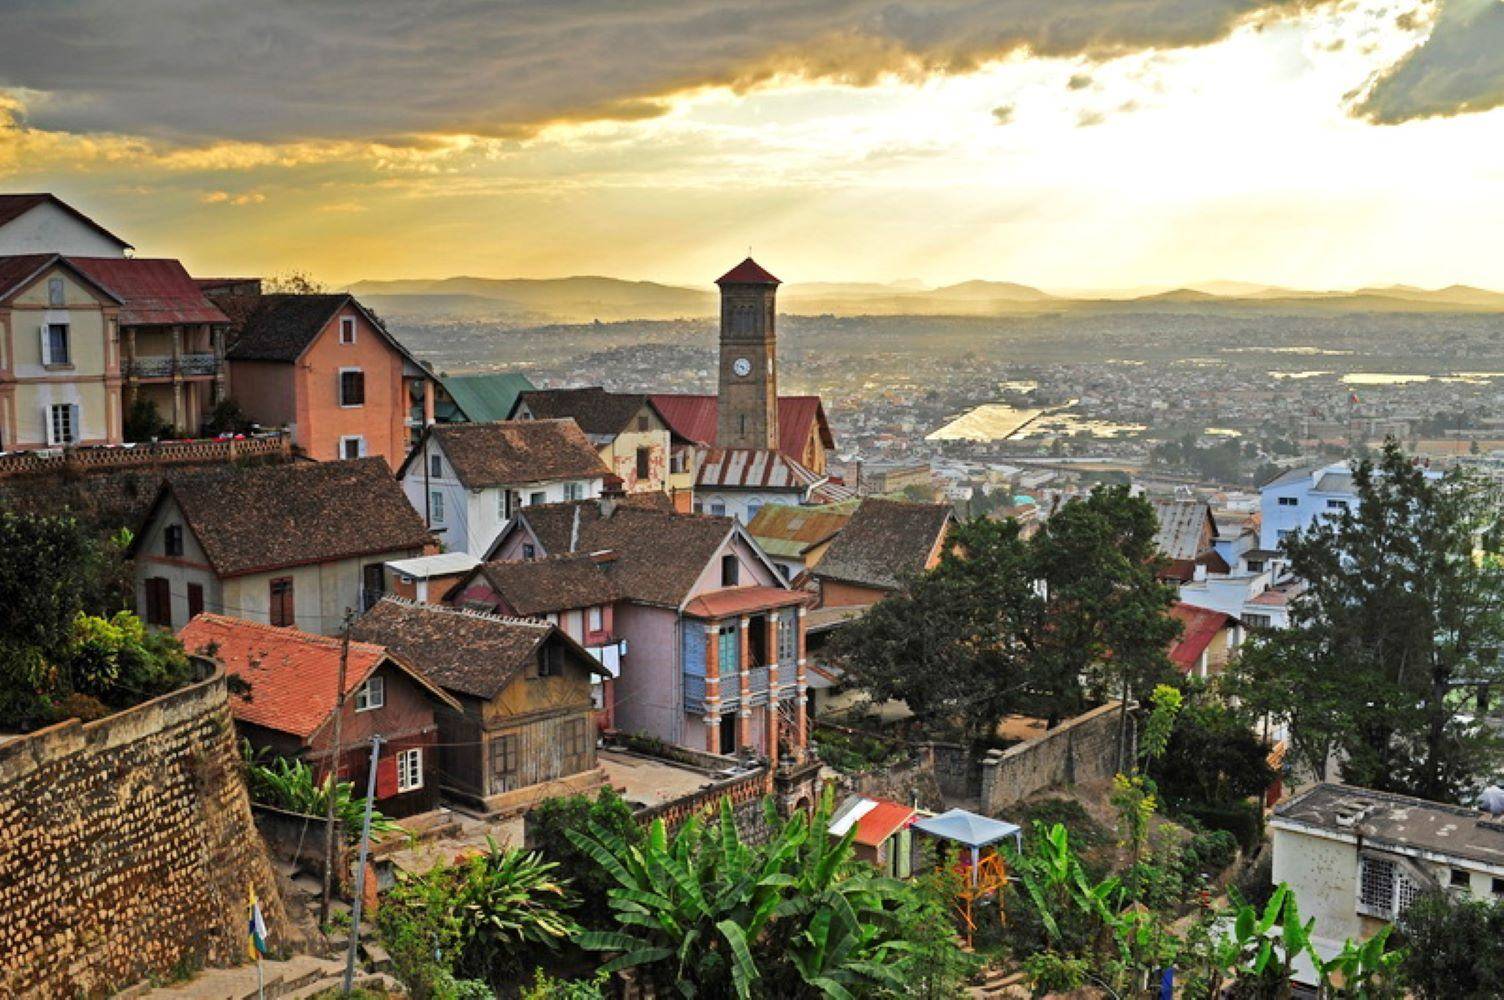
[778,609,798,665]
[490,735,518,778]
[587,606,603,632]
[339,369,365,406]
[269,577,294,627]
[430,491,444,525]
[48,403,77,445]
[529,491,546,506]
[522,543,536,560]
[718,624,739,675]
[721,553,740,587]
[340,436,365,460]
[1450,868,1471,889]
[1358,855,1396,916]
[1277,496,1298,507]
[164,524,184,557]
[1277,529,1294,542]
[429,453,443,479]
[362,563,384,611]
[637,415,649,432]
[1243,613,1272,628]
[47,277,64,307]
[1246,560,1264,573]
[539,641,563,677]
[564,482,583,501]
[396,747,422,791]
[354,675,385,711]
[710,501,726,517]
[41,323,70,366]
[339,316,356,344]
[144,577,172,627]
[1327,499,1349,509]
[636,447,651,480]
[1493,877,1504,897]
[187,583,204,620]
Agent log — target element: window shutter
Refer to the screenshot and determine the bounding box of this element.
[43,406,56,446]
[39,326,50,366]
[70,404,80,443]
[375,754,398,798]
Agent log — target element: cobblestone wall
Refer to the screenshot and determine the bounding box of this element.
[979,701,1133,815]
[0,663,285,998]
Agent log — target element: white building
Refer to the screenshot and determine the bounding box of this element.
[1272,783,1504,983]
[1259,462,1357,551]
[398,419,610,557]
[0,194,131,257]
[692,446,850,523]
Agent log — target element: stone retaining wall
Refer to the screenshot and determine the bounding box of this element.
[0,662,286,998]
[979,701,1132,815]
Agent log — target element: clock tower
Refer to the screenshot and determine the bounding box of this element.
[715,257,780,451]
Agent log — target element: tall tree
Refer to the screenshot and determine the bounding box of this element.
[1235,441,1504,800]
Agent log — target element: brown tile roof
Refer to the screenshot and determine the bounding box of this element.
[514,387,654,437]
[349,596,600,700]
[418,419,611,489]
[813,498,954,592]
[135,458,432,577]
[179,613,458,740]
[505,498,740,608]
[227,293,348,361]
[476,553,618,615]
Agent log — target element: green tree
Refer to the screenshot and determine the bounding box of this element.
[123,395,173,442]
[1155,686,1275,809]
[1397,890,1504,999]
[526,787,643,929]
[1235,440,1504,799]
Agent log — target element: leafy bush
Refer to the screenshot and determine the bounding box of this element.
[124,396,174,442]
[1177,799,1262,852]
[378,841,576,997]
[240,743,401,842]
[810,725,904,772]
[525,787,642,929]
[203,397,254,436]
[66,611,196,706]
[1179,829,1239,884]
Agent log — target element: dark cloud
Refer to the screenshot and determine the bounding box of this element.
[1067,73,1095,90]
[1356,0,1504,123]
[0,0,1325,143]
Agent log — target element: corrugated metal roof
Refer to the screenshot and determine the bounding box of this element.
[441,372,537,423]
[69,257,228,325]
[1168,603,1232,672]
[648,394,835,458]
[696,447,821,491]
[746,503,853,557]
[1150,497,1215,561]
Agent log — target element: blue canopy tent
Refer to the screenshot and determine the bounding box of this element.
[912,808,1021,945]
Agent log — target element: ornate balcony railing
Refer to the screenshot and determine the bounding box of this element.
[124,353,220,378]
[684,673,706,714]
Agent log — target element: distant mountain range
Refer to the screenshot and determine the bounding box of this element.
[348,274,1504,324]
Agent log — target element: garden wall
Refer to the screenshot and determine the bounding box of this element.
[979,701,1132,816]
[0,662,286,998]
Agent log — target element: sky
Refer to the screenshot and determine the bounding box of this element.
[2,0,1503,291]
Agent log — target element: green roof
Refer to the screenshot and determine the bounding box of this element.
[439,372,536,423]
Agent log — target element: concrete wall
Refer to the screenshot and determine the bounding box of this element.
[612,603,683,744]
[0,201,127,256]
[979,701,1131,815]
[217,548,425,636]
[1271,826,1363,948]
[0,663,285,998]
[696,489,801,524]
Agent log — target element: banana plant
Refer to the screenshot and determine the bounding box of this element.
[1316,925,1405,999]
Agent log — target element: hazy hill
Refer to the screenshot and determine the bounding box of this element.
[349,272,1504,323]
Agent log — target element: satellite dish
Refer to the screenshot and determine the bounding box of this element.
[1480,786,1504,816]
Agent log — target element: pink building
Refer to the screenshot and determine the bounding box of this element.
[449,496,810,761]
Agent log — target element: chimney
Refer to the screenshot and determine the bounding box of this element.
[589,549,619,564]
[600,498,617,519]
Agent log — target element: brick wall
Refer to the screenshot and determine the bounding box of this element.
[0,662,286,998]
[979,701,1133,815]
[634,766,773,842]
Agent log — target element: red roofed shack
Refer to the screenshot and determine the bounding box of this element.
[181,614,461,817]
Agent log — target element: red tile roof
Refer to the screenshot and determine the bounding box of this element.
[716,257,780,285]
[0,194,132,249]
[648,394,833,460]
[68,257,229,325]
[1168,603,1232,673]
[179,614,458,741]
[854,800,918,848]
[682,585,808,620]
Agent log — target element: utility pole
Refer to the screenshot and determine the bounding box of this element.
[319,609,355,927]
[344,735,384,995]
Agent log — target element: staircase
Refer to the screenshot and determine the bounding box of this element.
[118,953,399,999]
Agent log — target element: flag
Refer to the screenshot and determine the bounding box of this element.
[1349,391,1360,405]
[248,884,269,959]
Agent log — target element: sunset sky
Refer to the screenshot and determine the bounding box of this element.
[3,0,1503,290]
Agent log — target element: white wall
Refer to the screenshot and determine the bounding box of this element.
[695,489,801,524]
[1272,826,1364,948]
[133,495,221,630]
[0,202,128,256]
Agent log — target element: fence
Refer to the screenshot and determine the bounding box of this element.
[0,431,290,477]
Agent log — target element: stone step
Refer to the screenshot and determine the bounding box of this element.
[122,954,345,1000]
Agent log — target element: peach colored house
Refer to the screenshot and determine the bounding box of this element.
[224,292,434,468]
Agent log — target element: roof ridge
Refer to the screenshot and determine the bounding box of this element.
[376,593,549,629]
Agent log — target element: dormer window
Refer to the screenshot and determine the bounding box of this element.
[340,316,356,344]
[721,554,739,587]
[47,277,64,307]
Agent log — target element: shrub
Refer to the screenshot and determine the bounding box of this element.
[1397,890,1504,999]
[124,396,173,442]
[525,787,642,929]
[1177,799,1262,852]
[203,397,255,436]
[1179,829,1238,884]
[240,743,401,842]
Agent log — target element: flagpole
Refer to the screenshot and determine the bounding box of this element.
[257,953,264,1000]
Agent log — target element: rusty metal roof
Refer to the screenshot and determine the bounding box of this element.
[68,256,229,325]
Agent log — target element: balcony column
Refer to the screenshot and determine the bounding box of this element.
[212,326,227,404]
[794,605,809,760]
[124,326,138,404]
[169,325,184,431]
[703,623,720,754]
[737,615,752,753]
[765,613,780,762]
[422,378,436,426]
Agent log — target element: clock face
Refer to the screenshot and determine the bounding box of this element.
[732,357,752,377]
